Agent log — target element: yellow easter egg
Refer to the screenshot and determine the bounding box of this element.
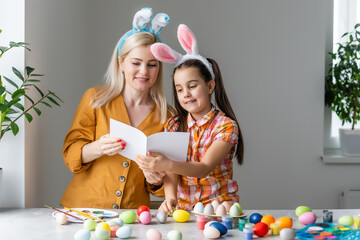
[96,222,110,231]
[173,210,190,223]
[275,217,293,230]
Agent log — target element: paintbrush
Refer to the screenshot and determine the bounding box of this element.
[44,205,85,222]
[64,207,105,222]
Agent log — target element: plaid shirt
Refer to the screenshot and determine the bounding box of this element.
[165,106,239,210]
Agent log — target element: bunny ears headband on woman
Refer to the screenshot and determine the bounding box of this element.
[118,7,170,56]
[150,24,215,80]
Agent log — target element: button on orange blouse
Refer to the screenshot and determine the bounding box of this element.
[60,87,171,209]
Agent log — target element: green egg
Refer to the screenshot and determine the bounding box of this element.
[119,210,137,224]
[295,206,312,217]
[338,215,354,226]
[83,219,96,231]
[167,229,183,240]
[233,203,243,213]
[94,228,110,240]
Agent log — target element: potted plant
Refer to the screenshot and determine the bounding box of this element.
[325,23,360,156]
[0,29,63,196]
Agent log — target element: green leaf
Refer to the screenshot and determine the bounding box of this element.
[0,86,5,95]
[47,96,60,106]
[355,23,360,29]
[41,101,52,108]
[0,46,7,52]
[34,85,44,97]
[50,92,64,103]
[25,113,33,123]
[10,122,19,135]
[25,66,35,76]
[33,107,41,116]
[12,67,24,81]
[12,89,25,99]
[7,98,21,108]
[13,102,24,111]
[0,103,7,112]
[30,74,44,77]
[3,76,19,89]
[27,79,40,83]
[342,32,349,38]
[24,94,34,104]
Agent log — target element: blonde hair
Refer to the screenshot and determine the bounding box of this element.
[91,32,169,123]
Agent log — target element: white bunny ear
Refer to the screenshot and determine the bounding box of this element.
[150,43,183,63]
[177,24,198,55]
[132,7,153,31]
[150,13,170,36]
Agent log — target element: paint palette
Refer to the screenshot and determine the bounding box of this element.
[296,223,353,240]
[52,208,118,223]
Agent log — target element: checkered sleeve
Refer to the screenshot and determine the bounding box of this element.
[213,118,239,144]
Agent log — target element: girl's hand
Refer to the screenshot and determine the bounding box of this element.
[143,170,165,185]
[158,198,177,215]
[98,134,126,156]
[135,151,169,172]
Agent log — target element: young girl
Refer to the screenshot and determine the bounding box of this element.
[136,24,244,213]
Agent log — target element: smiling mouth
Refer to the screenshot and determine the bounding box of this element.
[185,100,196,104]
[135,77,149,82]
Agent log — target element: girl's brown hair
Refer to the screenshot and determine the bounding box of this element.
[171,58,244,165]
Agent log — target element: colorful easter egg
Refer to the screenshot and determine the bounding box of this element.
[94,228,110,240]
[116,226,132,239]
[173,210,190,223]
[229,204,241,217]
[275,217,293,230]
[110,225,120,238]
[215,205,227,216]
[74,229,91,240]
[253,222,269,237]
[298,212,317,225]
[146,228,162,240]
[96,222,110,232]
[139,211,152,224]
[295,206,312,217]
[222,201,231,213]
[120,210,137,224]
[339,215,354,226]
[156,211,167,224]
[167,229,183,240]
[137,205,150,216]
[249,213,263,224]
[261,215,276,227]
[209,222,228,235]
[204,226,221,239]
[83,219,96,230]
[233,202,243,213]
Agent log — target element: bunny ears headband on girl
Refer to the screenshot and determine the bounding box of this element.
[150,24,215,80]
[118,7,170,56]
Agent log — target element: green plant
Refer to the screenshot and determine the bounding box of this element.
[0,29,63,140]
[325,23,360,130]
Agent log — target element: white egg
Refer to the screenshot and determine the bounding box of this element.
[204,204,214,215]
[74,229,91,240]
[55,213,67,225]
[193,202,205,214]
[203,226,220,239]
[215,205,227,216]
[116,225,132,239]
[156,211,167,223]
[146,228,162,240]
[211,200,220,212]
[280,228,296,240]
[222,201,231,213]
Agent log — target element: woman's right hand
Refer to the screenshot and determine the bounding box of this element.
[98,134,126,156]
[158,198,177,215]
[82,134,125,163]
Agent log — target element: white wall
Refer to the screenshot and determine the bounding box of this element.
[18,0,360,209]
[0,0,25,207]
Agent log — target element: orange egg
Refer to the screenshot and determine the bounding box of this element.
[275,217,293,230]
[261,215,275,227]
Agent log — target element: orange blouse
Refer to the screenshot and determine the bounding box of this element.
[60,87,171,209]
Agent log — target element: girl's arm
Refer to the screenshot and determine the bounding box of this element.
[158,173,179,214]
[136,140,234,178]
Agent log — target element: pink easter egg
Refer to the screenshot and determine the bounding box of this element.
[139,211,152,225]
[298,212,316,225]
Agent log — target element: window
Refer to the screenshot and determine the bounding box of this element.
[326,0,360,148]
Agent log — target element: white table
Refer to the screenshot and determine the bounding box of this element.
[0,208,359,239]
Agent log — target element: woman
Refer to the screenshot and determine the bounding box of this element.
[60,8,173,209]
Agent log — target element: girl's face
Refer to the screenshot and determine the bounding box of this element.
[174,67,215,121]
[119,45,160,93]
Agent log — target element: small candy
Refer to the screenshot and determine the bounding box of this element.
[56,213,67,225]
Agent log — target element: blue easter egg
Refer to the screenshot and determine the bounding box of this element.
[210,222,228,235]
[249,213,263,224]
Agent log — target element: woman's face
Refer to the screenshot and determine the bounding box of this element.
[119,45,160,93]
[174,66,215,121]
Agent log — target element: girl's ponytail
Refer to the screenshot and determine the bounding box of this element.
[208,58,244,165]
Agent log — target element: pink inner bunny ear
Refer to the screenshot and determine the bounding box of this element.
[177,24,198,54]
[150,43,181,63]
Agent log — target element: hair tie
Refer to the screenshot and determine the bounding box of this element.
[150,24,215,80]
[118,7,170,56]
